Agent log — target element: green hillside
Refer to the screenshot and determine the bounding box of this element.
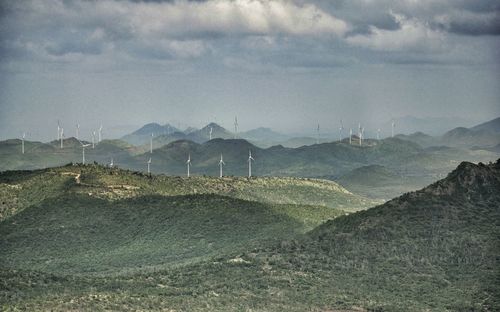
[1,160,499,311]
[0,164,366,273]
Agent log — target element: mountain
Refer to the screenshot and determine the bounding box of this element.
[470,117,500,134]
[121,123,180,145]
[187,122,234,142]
[239,127,290,147]
[2,160,498,311]
[441,126,500,148]
[383,115,475,136]
[140,123,234,149]
[391,117,500,150]
[394,131,436,147]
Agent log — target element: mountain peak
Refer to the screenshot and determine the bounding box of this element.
[202,122,226,131]
[424,159,500,198]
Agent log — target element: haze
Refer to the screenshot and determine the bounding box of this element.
[0,0,499,142]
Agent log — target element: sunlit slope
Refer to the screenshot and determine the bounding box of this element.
[0,164,362,275]
[0,164,374,221]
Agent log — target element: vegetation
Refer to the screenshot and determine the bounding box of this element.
[1,160,499,311]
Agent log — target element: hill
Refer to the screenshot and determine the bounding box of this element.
[0,164,367,275]
[394,131,436,147]
[1,160,498,310]
[336,164,429,199]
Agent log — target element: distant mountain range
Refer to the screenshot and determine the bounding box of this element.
[381,115,476,136]
[2,133,498,201]
[1,117,499,201]
[121,123,181,145]
[395,117,500,149]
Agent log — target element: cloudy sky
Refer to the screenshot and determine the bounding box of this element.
[0,0,499,141]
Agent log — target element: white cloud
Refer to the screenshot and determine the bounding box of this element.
[119,0,349,37]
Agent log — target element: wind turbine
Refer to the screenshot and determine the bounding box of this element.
[248,150,255,178]
[92,131,96,149]
[147,158,152,174]
[339,120,344,142]
[360,127,365,146]
[234,116,238,139]
[349,128,353,145]
[21,132,26,154]
[110,158,114,168]
[316,123,320,144]
[60,128,64,149]
[391,120,396,138]
[186,153,192,177]
[150,133,153,154]
[98,125,103,143]
[218,154,225,178]
[78,141,91,164]
[209,126,213,140]
[57,120,61,140]
[76,123,80,140]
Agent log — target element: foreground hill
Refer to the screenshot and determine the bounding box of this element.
[1,160,498,311]
[0,164,373,275]
[0,164,374,221]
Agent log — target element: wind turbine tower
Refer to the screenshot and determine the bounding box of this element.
[186,154,192,177]
[339,120,344,142]
[234,116,238,139]
[219,154,225,178]
[209,126,213,140]
[248,150,255,178]
[147,158,152,174]
[76,123,80,140]
[98,125,103,143]
[57,120,61,141]
[316,123,320,144]
[392,120,396,138]
[79,141,91,164]
[150,133,154,154]
[92,131,96,149]
[377,128,381,140]
[21,132,26,154]
[110,158,114,168]
[60,128,64,149]
[349,128,353,145]
[360,127,365,146]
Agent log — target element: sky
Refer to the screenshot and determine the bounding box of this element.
[0,0,499,141]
